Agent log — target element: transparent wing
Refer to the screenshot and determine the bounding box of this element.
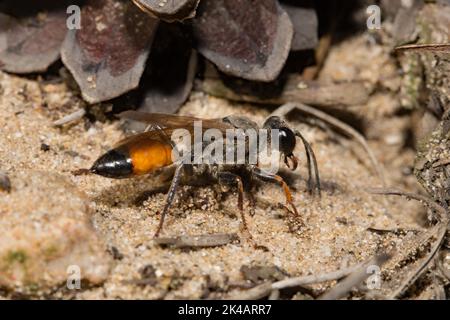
[118,111,233,132]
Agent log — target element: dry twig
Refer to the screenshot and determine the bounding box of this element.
[368,188,449,299]
[154,233,239,249]
[318,253,392,300]
[225,282,273,300]
[368,188,447,221]
[196,76,370,108]
[271,262,363,290]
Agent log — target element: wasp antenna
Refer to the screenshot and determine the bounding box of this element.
[295,130,321,197]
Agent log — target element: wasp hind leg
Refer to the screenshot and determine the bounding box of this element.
[153,164,185,238]
[218,171,267,251]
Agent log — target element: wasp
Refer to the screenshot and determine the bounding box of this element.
[89,111,321,243]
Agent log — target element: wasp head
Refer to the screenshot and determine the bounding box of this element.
[263,116,299,171]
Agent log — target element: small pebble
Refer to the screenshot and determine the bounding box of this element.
[0,172,11,193]
[40,143,51,152]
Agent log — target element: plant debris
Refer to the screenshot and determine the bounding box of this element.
[154,233,239,249]
[225,282,273,300]
[196,75,370,108]
[52,108,86,126]
[318,253,392,300]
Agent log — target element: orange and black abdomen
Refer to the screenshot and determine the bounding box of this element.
[91,139,173,179]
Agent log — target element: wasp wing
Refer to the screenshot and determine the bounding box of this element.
[118,110,233,132]
[114,127,189,148]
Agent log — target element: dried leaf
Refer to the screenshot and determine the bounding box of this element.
[0,1,71,73]
[132,0,200,22]
[281,1,318,51]
[137,23,197,114]
[192,0,293,82]
[61,0,159,103]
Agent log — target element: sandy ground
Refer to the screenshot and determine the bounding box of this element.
[0,61,428,299]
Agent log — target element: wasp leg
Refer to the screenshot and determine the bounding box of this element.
[295,130,321,197]
[246,188,256,217]
[218,172,244,217]
[243,176,257,216]
[154,164,185,238]
[218,172,267,251]
[252,167,304,232]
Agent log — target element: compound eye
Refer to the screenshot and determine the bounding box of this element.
[279,127,296,155]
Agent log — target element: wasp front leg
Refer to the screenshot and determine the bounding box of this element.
[252,167,304,233]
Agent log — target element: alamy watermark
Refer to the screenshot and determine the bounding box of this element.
[366,264,382,290]
[66,5,81,30]
[66,265,81,290]
[366,5,381,30]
